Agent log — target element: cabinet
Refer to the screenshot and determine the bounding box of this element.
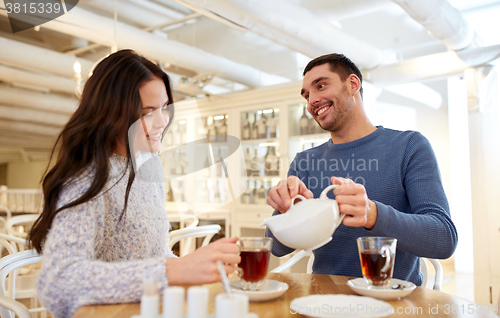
[162,84,332,237]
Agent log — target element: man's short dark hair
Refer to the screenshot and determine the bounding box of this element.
[303,53,363,98]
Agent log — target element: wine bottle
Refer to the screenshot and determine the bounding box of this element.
[242,113,250,140]
[265,146,280,176]
[207,117,217,142]
[256,181,266,204]
[244,148,252,177]
[300,106,309,135]
[267,110,278,138]
[218,116,228,142]
[251,181,258,204]
[241,181,251,204]
[308,116,316,135]
[214,148,222,177]
[257,112,267,139]
[251,113,259,139]
[213,181,221,203]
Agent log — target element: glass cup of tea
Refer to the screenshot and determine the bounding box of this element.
[236,237,272,291]
[357,237,397,288]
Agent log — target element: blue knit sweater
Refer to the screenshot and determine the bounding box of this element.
[265,126,458,285]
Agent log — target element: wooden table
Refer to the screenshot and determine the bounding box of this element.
[74,273,499,318]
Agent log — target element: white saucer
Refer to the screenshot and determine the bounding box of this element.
[347,278,416,300]
[291,294,393,318]
[228,279,288,302]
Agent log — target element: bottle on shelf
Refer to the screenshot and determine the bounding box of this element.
[250,150,261,177]
[308,115,317,135]
[165,180,174,202]
[213,181,221,203]
[203,150,211,178]
[242,113,251,140]
[264,146,280,176]
[241,181,252,204]
[267,146,281,176]
[251,113,259,139]
[267,110,278,138]
[244,148,252,177]
[218,116,228,142]
[207,117,217,142]
[256,181,266,204]
[273,147,280,176]
[300,106,309,135]
[251,180,259,204]
[214,148,223,177]
[257,112,267,139]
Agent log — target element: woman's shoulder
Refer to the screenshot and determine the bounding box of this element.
[58,165,97,209]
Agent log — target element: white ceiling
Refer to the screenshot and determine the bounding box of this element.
[0,0,500,164]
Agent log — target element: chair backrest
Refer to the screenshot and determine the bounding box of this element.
[0,295,31,318]
[0,206,12,221]
[0,206,12,235]
[0,250,42,318]
[5,214,39,239]
[168,224,221,257]
[421,257,443,291]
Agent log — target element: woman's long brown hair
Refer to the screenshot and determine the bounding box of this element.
[29,50,174,253]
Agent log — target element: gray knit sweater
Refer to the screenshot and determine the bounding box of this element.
[37,154,174,318]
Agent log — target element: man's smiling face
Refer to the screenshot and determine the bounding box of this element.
[301,63,355,133]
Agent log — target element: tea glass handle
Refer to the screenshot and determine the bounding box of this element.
[380,245,391,273]
[290,194,307,207]
[236,266,244,279]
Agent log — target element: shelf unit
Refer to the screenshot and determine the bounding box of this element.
[162,83,332,237]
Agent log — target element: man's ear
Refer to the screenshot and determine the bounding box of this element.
[347,74,361,96]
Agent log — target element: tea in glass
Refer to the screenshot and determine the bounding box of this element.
[237,237,272,290]
[357,237,397,287]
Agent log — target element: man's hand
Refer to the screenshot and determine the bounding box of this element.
[331,177,378,229]
[166,237,240,286]
[267,176,314,213]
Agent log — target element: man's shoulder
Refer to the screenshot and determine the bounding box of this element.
[380,127,427,143]
[296,140,330,156]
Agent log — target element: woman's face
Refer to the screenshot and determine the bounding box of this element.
[130,76,171,155]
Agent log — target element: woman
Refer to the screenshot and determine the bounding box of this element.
[29,50,240,318]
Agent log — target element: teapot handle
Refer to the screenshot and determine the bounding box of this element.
[320,184,339,199]
[290,195,307,207]
[321,185,346,227]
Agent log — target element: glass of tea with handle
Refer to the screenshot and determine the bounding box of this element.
[357,237,397,288]
[236,237,272,291]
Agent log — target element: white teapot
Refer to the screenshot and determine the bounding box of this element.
[261,185,345,272]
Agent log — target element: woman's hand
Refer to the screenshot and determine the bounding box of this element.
[166,237,240,286]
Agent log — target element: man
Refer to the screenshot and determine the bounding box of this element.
[265,53,457,285]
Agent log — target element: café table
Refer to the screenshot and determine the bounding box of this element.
[73,273,499,318]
